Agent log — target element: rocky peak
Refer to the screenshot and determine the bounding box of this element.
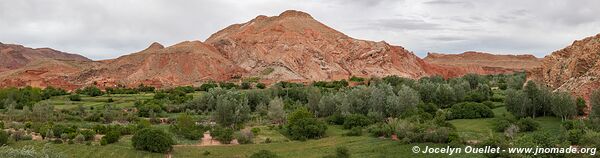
[278,10,313,19]
[144,42,164,51]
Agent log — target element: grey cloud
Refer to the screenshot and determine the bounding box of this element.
[0,0,599,60]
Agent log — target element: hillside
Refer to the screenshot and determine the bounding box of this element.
[425,51,542,74]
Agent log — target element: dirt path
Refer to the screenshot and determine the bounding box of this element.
[172,132,238,147]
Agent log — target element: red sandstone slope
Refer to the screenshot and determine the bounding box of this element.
[74,41,245,88]
[0,43,90,72]
[530,33,600,102]
[425,51,542,74]
[205,10,460,81]
[0,43,98,89]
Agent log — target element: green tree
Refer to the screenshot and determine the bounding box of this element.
[268,97,285,124]
[284,108,327,140]
[590,89,600,119]
[132,128,175,153]
[434,84,456,108]
[576,97,586,116]
[213,91,250,129]
[387,85,419,117]
[171,113,204,140]
[551,92,577,121]
[505,89,532,118]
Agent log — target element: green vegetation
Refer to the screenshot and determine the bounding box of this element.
[1,72,598,157]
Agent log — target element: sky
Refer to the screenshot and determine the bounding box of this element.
[1,0,599,60]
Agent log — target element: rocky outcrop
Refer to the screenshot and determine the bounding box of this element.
[425,51,541,75]
[530,33,600,102]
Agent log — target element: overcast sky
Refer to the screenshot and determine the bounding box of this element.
[1,0,599,60]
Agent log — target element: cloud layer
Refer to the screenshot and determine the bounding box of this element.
[1,0,599,59]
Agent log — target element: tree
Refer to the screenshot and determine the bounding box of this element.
[77,86,103,97]
[551,92,577,121]
[132,128,175,153]
[0,130,8,145]
[213,91,250,129]
[284,108,327,140]
[505,89,532,118]
[306,87,321,115]
[387,85,419,117]
[171,113,204,140]
[463,73,483,89]
[590,89,600,120]
[268,97,285,124]
[31,102,54,122]
[576,97,586,116]
[434,84,455,108]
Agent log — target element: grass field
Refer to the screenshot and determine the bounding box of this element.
[171,125,483,158]
[9,136,163,158]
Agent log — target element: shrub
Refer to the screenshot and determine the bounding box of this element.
[170,113,205,140]
[345,127,363,136]
[0,130,8,145]
[234,130,254,144]
[107,98,114,103]
[342,114,372,129]
[241,82,251,89]
[100,130,121,145]
[74,134,85,143]
[132,128,175,153]
[251,127,261,136]
[516,117,539,132]
[447,102,494,119]
[211,127,234,144]
[250,150,279,158]
[326,114,345,125]
[284,108,327,140]
[493,119,513,132]
[69,94,82,101]
[80,130,96,141]
[366,122,392,137]
[52,139,63,144]
[256,83,266,89]
[565,129,584,144]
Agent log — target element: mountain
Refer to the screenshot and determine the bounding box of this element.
[424,51,541,74]
[73,41,245,88]
[0,43,97,89]
[530,33,600,102]
[205,10,462,82]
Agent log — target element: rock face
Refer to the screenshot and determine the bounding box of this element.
[205,10,455,81]
[73,41,245,88]
[0,43,97,90]
[530,33,600,102]
[425,51,542,74]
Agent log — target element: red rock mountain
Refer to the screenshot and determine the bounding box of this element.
[1,10,540,89]
[0,43,97,89]
[73,41,245,88]
[425,51,542,74]
[530,33,600,102]
[205,10,462,81]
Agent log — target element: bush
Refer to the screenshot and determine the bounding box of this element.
[211,127,234,144]
[493,119,513,132]
[132,128,175,153]
[250,150,279,158]
[284,108,327,140]
[69,94,81,101]
[100,130,121,145]
[107,98,114,103]
[366,122,392,137]
[342,114,372,129]
[0,130,8,145]
[240,82,252,89]
[235,130,254,144]
[516,117,539,132]
[80,130,96,141]
[170,113,205,140]
[345,127,363,136]
[326,114,345,125]
[251,127,261,136]
[256,83,266,89]
[447,102,494,119]
[74,134,85,143]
